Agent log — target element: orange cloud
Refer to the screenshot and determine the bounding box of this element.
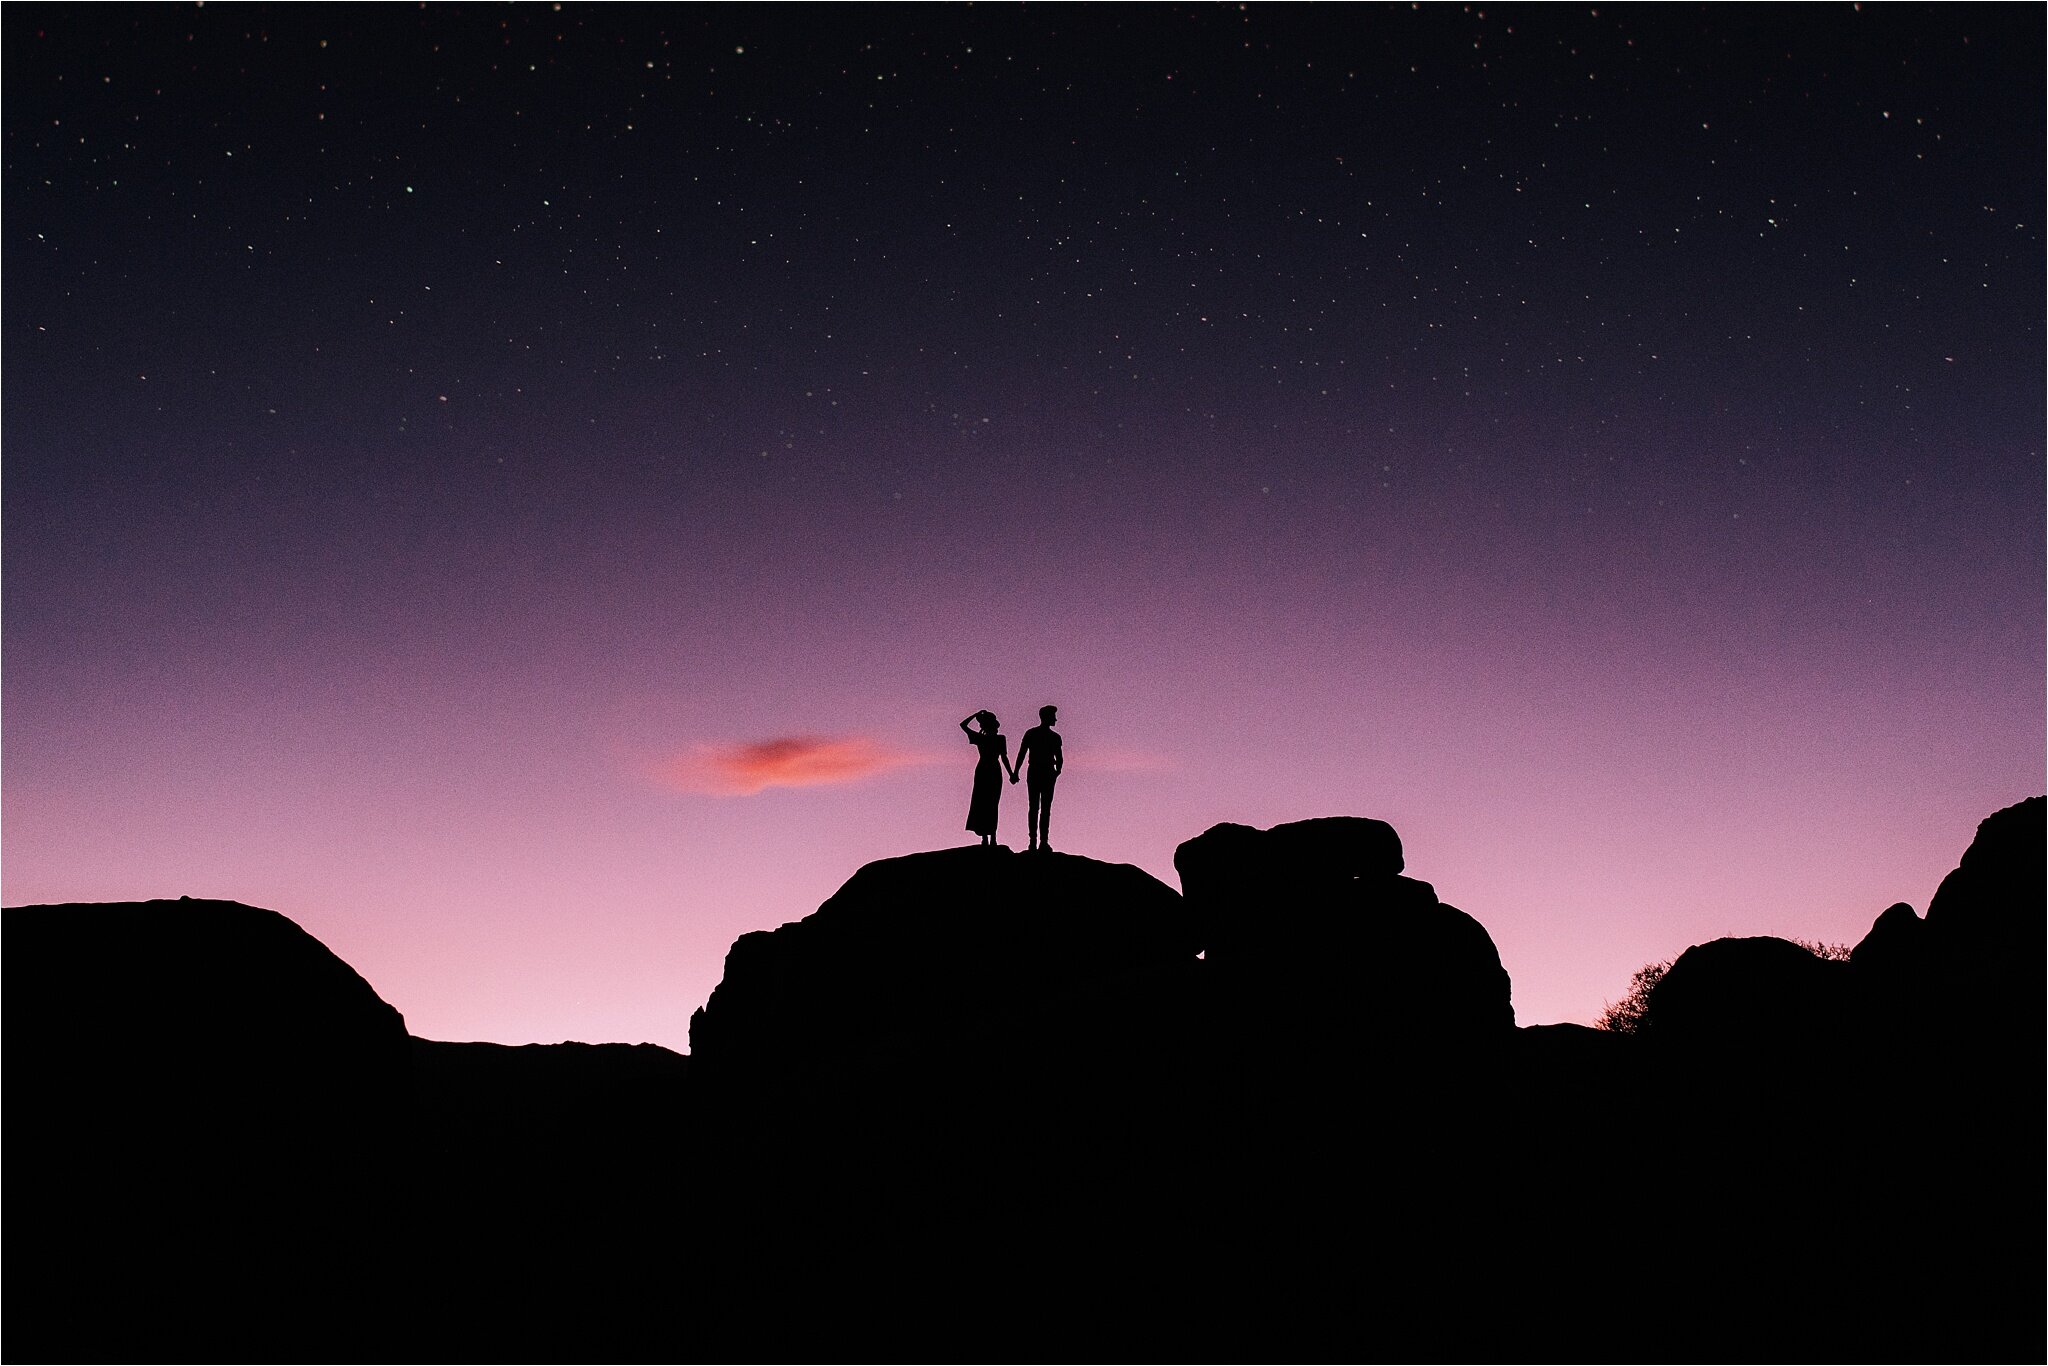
[657,735,931,795]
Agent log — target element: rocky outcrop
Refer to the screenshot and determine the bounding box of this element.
[676,822,1529,1359]
[688,818,1515,1114]
[1924,794,2045,935]
[688,845,1197,1085]
[1175,815,1514,1041]
[1919,795,2045,1041]
[1174,814,1405,898]
[1853,797,2045,995]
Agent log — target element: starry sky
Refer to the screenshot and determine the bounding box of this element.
[6,4,2041,1050]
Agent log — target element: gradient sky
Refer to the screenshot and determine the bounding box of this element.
[6,4,2041,1051]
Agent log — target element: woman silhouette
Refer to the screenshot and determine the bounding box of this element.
[959,711,1017,846]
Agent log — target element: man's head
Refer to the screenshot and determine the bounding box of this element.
[1040,705,1058,725]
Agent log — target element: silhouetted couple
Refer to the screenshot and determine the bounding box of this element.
[959,706,1063,851]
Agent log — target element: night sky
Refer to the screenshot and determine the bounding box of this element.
[6,4,2041,1050]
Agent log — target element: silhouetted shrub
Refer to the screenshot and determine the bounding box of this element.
[1596,959,1670,1034]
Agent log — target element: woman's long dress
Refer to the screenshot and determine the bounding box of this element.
[965,731,1005,837]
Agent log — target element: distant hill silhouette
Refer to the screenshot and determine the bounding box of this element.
[5,899,414,1361]
[5,801,2040,1361]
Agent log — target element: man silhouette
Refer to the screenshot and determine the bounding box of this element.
[1013,705,1063,852]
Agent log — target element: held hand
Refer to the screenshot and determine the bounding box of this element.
[1010,773,1019,784]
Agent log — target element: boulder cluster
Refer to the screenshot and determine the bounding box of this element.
[5,799,2040,1362]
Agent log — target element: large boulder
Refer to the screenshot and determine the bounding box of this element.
[677,846,1211,1352]
[688,846,1197,1086]
[1640,935,1849,1050]
[1174,815,1405,892]
[1174,816,1513,1041]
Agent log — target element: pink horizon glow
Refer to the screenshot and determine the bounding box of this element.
[5,598,2038,1054]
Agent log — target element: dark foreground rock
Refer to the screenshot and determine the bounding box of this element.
[5,800,2041,1363]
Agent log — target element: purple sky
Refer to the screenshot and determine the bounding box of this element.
[5,5,2041,1049]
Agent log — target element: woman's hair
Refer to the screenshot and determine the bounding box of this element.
[977,710,999,728]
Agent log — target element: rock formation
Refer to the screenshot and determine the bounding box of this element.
[4,799,2040,1363]
[1915,793,2045,1041]
[688,844,1197,1087]
[1176,814,1515,1041]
